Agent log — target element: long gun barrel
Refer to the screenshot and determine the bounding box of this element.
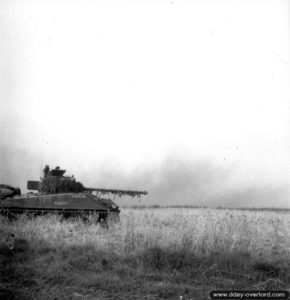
[84,187,148,198]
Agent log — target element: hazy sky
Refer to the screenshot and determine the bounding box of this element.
[0,0,289,207]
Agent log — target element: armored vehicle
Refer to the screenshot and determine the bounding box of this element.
[0,165,147,222]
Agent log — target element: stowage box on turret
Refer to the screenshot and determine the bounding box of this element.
[0,165,147,223]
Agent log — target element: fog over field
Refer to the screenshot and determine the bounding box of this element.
[0,0,289,208]
[1,146,289,208]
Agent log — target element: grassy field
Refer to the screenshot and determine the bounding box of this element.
[1,208,290,299]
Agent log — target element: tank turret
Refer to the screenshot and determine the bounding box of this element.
[27,166,147,197]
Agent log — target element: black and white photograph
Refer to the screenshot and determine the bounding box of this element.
[0,0,289,299]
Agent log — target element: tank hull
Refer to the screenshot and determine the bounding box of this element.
[0,192,120,222]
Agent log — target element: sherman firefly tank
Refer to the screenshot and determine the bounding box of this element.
[0,165,147,222]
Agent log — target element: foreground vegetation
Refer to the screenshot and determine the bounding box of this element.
[0,208,290,299]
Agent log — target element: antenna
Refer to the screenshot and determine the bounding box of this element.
[40,125,43,175]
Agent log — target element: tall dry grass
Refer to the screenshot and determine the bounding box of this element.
[2,208,289,258]
[1,208,290,299]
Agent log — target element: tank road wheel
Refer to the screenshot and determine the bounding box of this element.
[107,211,120,223]
[100,218,109,229]
[86,212,99,224]
[81,214,90,223]
[98,213,108,229]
